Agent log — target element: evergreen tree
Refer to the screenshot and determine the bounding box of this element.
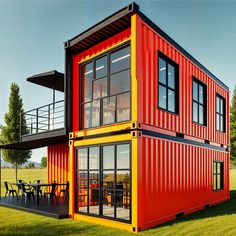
[40,156,47,168]
[230,85,236,165]
[0,83,31,181]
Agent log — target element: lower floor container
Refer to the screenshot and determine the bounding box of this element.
[137,134,229,230]
[49,130,229,232]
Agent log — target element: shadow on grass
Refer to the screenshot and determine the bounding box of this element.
[149,190,236,231]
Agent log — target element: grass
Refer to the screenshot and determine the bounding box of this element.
[0,168,47,196]
[0,169,235,235]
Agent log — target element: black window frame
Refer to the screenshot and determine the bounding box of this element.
[192,77,207,126]
[213,161,224,191]
[75,142,132,223]
[79,42,131,130]
[216,93,226,132]
[157,51,179,114]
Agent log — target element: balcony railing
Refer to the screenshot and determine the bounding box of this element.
[21,100,64,136]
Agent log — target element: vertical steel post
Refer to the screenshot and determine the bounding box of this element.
[48,104,50,131]
[36,108,38,133]
[53,84,55,129]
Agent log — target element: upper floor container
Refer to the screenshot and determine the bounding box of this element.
[65,2,229,147]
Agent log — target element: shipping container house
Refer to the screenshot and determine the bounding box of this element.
[0,2,229,232]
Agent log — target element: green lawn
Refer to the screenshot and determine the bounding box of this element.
[1,168,47,196]
[0,169,236,235]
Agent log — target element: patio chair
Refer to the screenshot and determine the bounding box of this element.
[21,183,35,204]
[32,180,43,197]
[59,181,69,198]
[44,183,58,205]
[4,182,18,200]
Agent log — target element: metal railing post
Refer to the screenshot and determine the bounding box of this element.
[36,108,38,133]
[48,104,50,131]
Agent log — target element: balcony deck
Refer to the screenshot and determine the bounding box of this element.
[0,196,69,219]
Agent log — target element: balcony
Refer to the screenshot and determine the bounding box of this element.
[19,100,66,144]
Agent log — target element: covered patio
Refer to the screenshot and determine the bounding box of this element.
[0,195,69,219]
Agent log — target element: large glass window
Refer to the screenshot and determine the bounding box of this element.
[213,161,223,191]
[216,94,226,132]
[192,77,207,125]
[76,143,131,222]
[158,53,178,114]
[80,45,131,129]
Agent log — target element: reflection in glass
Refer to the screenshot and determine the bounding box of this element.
[193,81,198,101]
[103,146,114,169]
[88,189,99,215]
[103,96,116,125]
[193,102,198,122]
[159,85,166,109]
[102,190,115,217]
[110,69,130,95]
[93,77,107,99]
[92,100,100,127]
[116,171,130,191]
[216,96,220,113]
[220,99,223,114]
[117,144,130,169]
[168,89,175,113]
[159,57,166,84]
[82,63,93,102]
[78,189,87,212]
[78,148,87,170]
[89,147,99,170]
[199,85,203,104]
[78,171,88,187]
[116,205,130,220]
[117,92,130,122]
[199,104,204,124]
[89,171,99,186]
[103,171,114,189]
[216,114,220,130]
[168,64,175,89]
[110,46,130,74]
[84,103,92,128]
[217,175,221,189]
[95,56,107,79]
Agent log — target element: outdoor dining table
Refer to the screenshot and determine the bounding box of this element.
[26,183,51,205]
[26,183,67,205]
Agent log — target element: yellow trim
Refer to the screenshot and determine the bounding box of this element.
[131,14,137,123]
[74,133,134,147]
[78,37,131,64]
[132,133,138,232]
[73,134,138,232]
[131,14,138,232]
[74,121,137,138]
[74,214,132,232]
[68,140,74,216]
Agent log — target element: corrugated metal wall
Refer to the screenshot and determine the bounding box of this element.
[72,28,131,132]
[137,135,229,230]
[135,15,229,146]
[48,143,69,192]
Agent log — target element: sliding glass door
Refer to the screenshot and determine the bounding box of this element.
[76,142,131,222]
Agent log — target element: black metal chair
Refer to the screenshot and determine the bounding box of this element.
[21,183,35,204]
[60,181,69,198]
[4,182,18,200]
[44,183,58,205]
[32,180,43,197]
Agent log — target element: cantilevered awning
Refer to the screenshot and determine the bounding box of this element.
[0,128,67,150]
[27,70,64,92]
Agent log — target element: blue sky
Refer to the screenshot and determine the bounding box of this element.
[0,0,235,162]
